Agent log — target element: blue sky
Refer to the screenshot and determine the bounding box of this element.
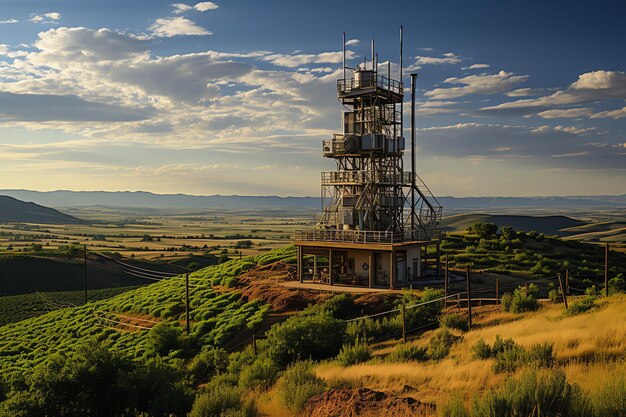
[0,0,624,197]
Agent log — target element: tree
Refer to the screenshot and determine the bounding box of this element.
[467,222,498,238]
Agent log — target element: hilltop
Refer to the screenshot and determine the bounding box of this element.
[0,195,84,224]
[2,189,626,211]
[440,213,585,236]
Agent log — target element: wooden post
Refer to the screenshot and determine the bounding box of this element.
[558,273,568,310]
[297,246,303,283]
[466,266,472,331]
[495,277,499,305]
[389,251,395,290]
[565,269,569,295]
[252,334,257,358]
[444,253,449,298]
[605,243,609,297]
[401,304,407,343]
[83,244,88,304]
[185,273,190,335]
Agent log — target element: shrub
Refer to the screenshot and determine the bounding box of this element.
[608,275,625,295]
[471,369,586,417]
[439,314,469,332]
[493,344,526,373]
[386,343,428,362]
[566,297,597,316]
[238,356,280,391]
[501,292,513,312]
[549,288,561,304]
[188,348,229,384]
[471,339,491,360]
[278,361,327,412]
[428,329,461,360]
[189,386,256,417]
[306,294,358,320]
[491,335,517,356]
[147,323,184,356]
[527,343,555,368]
[335,340,372,366]
[265,312,345,368]
[502,285,539,313]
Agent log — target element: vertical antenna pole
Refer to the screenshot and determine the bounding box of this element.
[399,25,403,139]
[342,32,346,83]
[410,73,417,233]
[371,38,375,71]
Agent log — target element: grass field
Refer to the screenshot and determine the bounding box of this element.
[315,294,626,407]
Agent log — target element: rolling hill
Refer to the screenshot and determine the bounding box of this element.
[0,195,84,224]
[440,213,586,236]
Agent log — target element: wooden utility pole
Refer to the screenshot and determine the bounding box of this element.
[466,266,472,331]
[565,269,570,295]
[558,273,568,310]
[605,243,609,297]
[83,244,88,304]
[401,304,407,343]
[444,253,449,298]
[185,273,190,335]
[495,277,499,305]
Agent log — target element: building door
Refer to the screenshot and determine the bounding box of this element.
[396,253,406,286]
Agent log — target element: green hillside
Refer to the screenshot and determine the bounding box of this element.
[0,287,140,326]
[0,246,294,379]
[441,213,585,236]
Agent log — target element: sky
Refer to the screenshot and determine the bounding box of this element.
[0,0,625,197]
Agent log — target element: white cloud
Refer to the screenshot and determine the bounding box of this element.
[483,70,626,114]
[173,2,218,13]
[0,19,18,24]
[590,106,626,119]
[345,39,359,46]
[463,63,490,70]
[537,108,593,119]
[262,50,352,68]
[506,88,547,97]
[414,52,461,66]
[194,2,219,12]
[552,151,589,158]
[0,44,8,55]
[29,12,61,23]
[150,16,211,37]
[425,71,528,99]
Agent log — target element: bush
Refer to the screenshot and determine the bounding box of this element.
[502,285,539,313]
[471,339,491,360]
[439,396,469,417]
[428,329,461,360]
[386,343,428,363]
[608,275,625,295]
[188,348,229,384]
[238,356,280,391]
[471,369,587,417]
[335,340,372,366]
[189,386,256,417]
[439,314,468,332]
[306,294,358,320]
[493,344,526,373]
[265,312,345,368]
[549,288,561,304]
[278,361,327,412]
[527,343,555,368]
[566,297,597,316]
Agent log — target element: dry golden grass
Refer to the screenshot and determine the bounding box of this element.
[316,294,626,405]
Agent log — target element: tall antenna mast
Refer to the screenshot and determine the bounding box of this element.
[410,73,417,233]
[342,32,346,83]
[399,25,404,139]
[371,38,375,71]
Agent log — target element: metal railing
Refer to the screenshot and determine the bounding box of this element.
[337,74,403,96]
[293,228,438,244]
[321,170,412,186]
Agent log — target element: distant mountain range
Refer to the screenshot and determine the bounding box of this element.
[1,189,625,210]
[0,195,83,224]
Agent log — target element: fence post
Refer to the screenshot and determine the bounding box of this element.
[185,273,190,335]
[401,304,407,344]
[466,266,472,331]
[495,277,499,305]
[558,273,568,310]
[605,243,609,297]
[565,269,569,295]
